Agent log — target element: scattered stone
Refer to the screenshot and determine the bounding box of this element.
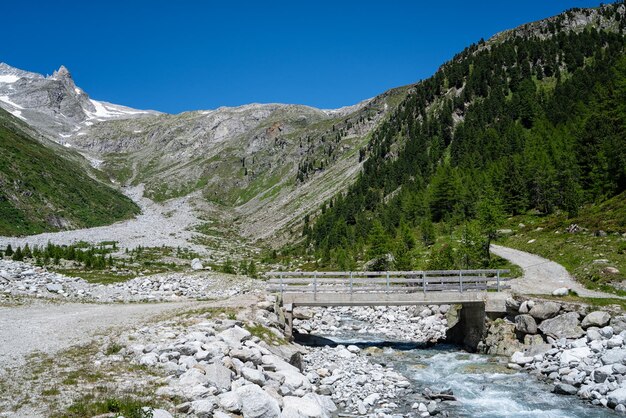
[582,311,611,329]
[551,287,569,297]
[191,258,204,270]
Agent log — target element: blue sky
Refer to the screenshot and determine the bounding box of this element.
[1,1,608,113]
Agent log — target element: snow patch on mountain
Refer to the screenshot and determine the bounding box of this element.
[86,100,152,120]
[0,75,20,84]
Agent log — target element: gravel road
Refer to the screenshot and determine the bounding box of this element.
[0,300,197,376]
[490,244,618,298]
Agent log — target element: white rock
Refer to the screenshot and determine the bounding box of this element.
[236,383,281,418]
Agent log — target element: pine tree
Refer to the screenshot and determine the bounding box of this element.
[366,219,391,271]
[12,246,24,262]
[476,186,505,258]
[5,244,13,257]
[23,244,32,259]
[420,219,436,247]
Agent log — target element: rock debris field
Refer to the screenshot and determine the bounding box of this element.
[0,185,206,255]
[295,305,449,343]
[504,297,626,413]
[111,295,449,418]
[0,259,257,303]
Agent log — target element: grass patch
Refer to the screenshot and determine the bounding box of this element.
[178,306,238,320]
[60,394,155,418]
[245,324,287,346]
[105,342,124,356]
[532,293,626,311]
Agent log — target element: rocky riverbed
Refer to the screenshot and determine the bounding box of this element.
[0,259,256,303]
[86,296,456,418]
[294,305,449,343]
[485,297,626,413]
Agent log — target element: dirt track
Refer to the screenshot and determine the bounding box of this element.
[491,244,619,298]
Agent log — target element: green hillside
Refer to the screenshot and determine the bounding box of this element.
[0,108,140,236]
[303,4,626,279]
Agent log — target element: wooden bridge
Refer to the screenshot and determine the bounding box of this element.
[267,269,511,349]
[267,269,510,306]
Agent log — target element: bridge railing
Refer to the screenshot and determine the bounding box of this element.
[267,269,510,297]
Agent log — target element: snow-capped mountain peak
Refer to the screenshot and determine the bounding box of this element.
[0,62,160,140]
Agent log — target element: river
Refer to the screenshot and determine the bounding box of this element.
[297,314,618,417]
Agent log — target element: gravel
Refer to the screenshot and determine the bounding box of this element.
[0,259,258,303]
[490,244,618,298]
[0,185,206,254]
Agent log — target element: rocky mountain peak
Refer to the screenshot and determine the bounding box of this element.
[52,65,72,80]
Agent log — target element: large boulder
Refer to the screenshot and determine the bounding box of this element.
[515,314,538,335]
[218,391,242,413]
[592,365,615,383]
[611,315,626,334]
[191,258,204,270]
[601,348,626,365]
[261,354,310,390]
[483,319,524,356]
[242,367,266,386]
[529,302,561,320]
[235,384,281,418]
[553,383,578,395]
[191,398,216,418]
[281,394,337,418]
[581,311,611,329]
[505,298,520,315]
[511,351,534,365]
[608,387,626,408]
[218,326,251,348]
[538,312,584,340]
[178,368,210,387]
[560,347,591,366]
[205,362,232,392]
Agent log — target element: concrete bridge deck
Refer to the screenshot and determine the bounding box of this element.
[268,269,511,349]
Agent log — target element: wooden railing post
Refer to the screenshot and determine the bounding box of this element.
[423,272,427,294]
[459,271,463,292]
[349,271,353,295]
[497,270,501,292]
[314,272,317,300]
[386,271,390,293]
[280,273,284,296]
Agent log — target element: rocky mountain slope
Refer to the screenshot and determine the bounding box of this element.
[0,63,158,141]
[0,107,139,235]
[0,60,408,243]
[308,2,626,270]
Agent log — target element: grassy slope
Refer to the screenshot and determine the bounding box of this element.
[497,191,626,295]
[0,109,140,236]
